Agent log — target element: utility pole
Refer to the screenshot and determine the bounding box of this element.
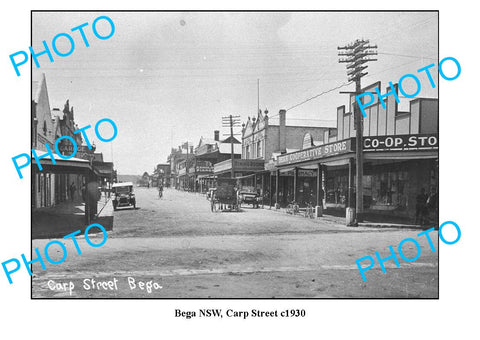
[222,115,241,178]
[338,39,377,225]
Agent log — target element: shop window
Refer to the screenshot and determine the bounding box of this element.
[326,173,348,206]
[300,178,316,205]
[367,170,408,210]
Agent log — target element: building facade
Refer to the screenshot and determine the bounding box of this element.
[224,108,336,204]
[152,163,171,187]
[32,74,115,212]
[271,82,438,224]
[172,131,243,192]
[51,100,86,204]
[31,73,57,209]
[167,147,188,189]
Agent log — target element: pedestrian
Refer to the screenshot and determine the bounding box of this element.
[81,183,86,202]
[426,186,439,225]
[86,181,100,220]
[158,183,164,198]
[415,188,428,225]
[69,182,76,201]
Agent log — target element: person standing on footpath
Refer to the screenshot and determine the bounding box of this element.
[69,182,77,201]
[415,188,428,225]
[81,183,86,202]
[86,180,100,220]
[427,186,439,225]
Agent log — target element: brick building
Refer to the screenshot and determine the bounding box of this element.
[220,108,335,203]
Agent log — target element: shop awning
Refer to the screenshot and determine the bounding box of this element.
[364,150,438,160]
[214,159,265,175]
[235,170,271,180]
[275,152,354,170]
[93,161,114,177]
[198,174,217,179]
[32,149,92,174]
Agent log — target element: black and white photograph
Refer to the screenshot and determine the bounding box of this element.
[5,1,480,338]
[28,10,440,299]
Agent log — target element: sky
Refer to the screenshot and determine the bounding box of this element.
[32,11,438,175]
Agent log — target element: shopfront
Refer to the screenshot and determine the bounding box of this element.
[324,158,437,215]
[359,134,438,221]
[273,138,354,208]
[268,169,319,208]
[273,133,438,223]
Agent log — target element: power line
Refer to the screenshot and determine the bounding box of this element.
[365,59,420,79]
[378,52,437,60]
[368,14,437,44]
[284,81,353,112]
[268,81,353,119]
[277,14,437,115]
[271,118,336,122]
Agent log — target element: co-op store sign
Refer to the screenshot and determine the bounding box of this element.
[364,134,438,151]
[276,134,438,166]
[277,139,353,166]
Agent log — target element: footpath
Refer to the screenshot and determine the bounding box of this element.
[32,194,114,239]
[190,190,432,230]
[266,206,433,230]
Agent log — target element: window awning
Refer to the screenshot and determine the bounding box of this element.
[32,149,92,174]
[364,150,438,160]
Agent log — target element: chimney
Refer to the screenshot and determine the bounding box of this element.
[279,109,286,153]
[190,146,194,154]
[214,130,219,141]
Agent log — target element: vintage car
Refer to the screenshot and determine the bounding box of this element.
[112,182,136,210]
[238,191,260,208]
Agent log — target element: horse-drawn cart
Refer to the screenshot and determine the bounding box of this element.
[209,178,239,212]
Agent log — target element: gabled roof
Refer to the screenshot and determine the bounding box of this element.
[197,136,216,148]
[243,117,254,136]
[221,136,241,144]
